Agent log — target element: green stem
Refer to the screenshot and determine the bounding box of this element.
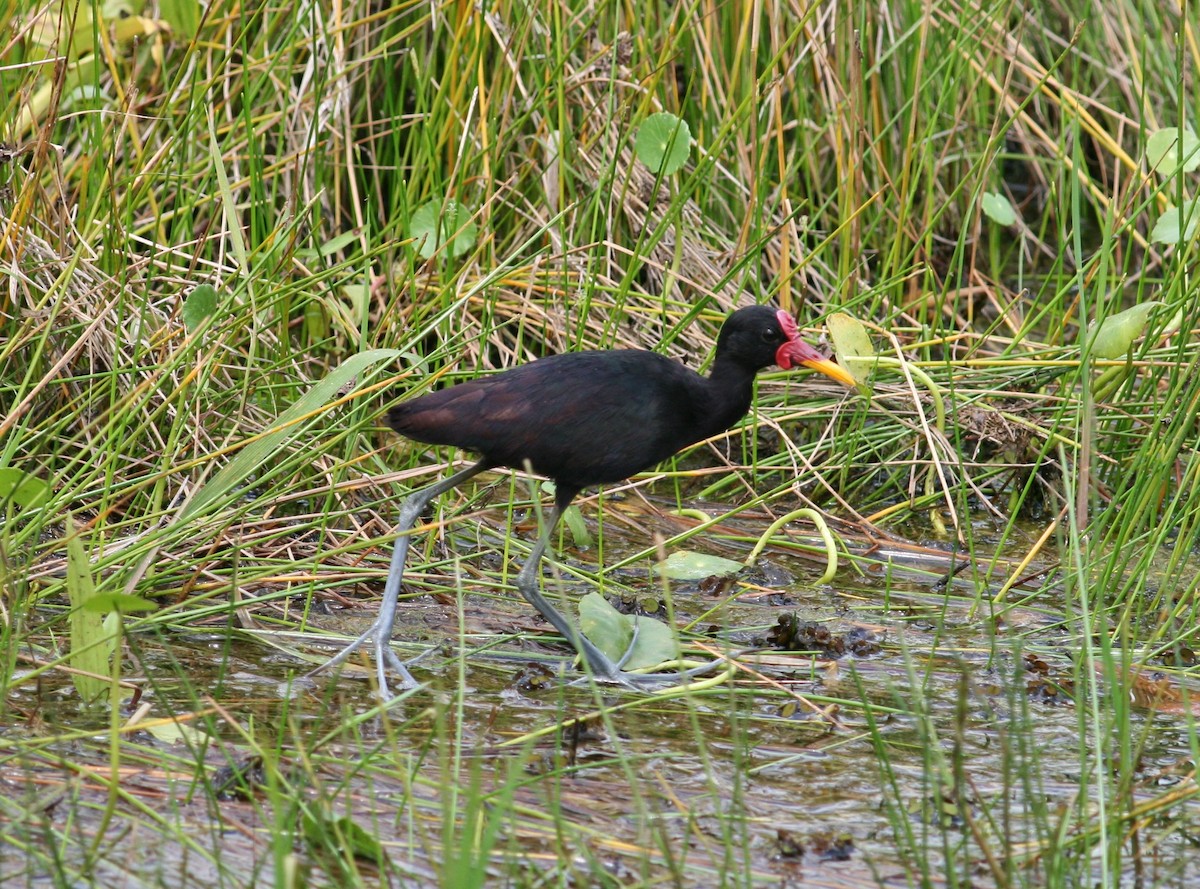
[859,356,946,434]
[745,508,838,585]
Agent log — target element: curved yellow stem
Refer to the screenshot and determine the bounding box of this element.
[745,508,838,584]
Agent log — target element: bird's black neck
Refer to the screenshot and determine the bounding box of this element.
[700,356,760,435]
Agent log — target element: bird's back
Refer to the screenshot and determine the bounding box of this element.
[390,349,748,490]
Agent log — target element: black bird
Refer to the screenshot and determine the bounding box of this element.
[314,305,854,696]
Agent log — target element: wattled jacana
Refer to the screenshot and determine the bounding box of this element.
[313,305,854,696]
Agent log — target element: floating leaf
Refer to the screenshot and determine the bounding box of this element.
[183,284,218,332]
[826,312,876,385]
[1086,302,1164,360]
[407,198,477,260]
[578,593,633,662]
[1146,127,1200,175]
[0,468,51,510]
[578,592,677,669]
[620,616,678,671]
[1150,200,1200,245]
[980,191,1018,226]
[654,550,743,581]
[634,112,692,176]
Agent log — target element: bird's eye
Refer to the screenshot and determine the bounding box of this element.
[761,327,778,342]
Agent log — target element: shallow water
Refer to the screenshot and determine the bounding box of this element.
[4,503,1199,887]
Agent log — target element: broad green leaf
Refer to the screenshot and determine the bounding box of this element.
[303,298,327,342]
[182,284,218,332]
[826,312,876,385]
[408,199,477,259]
[0,468,51,510]
[620,616,678,671]
[296,228,363,261]
[654,550,743,581]
[578,593,677,670]
[181,349,400,521]
[65,518,111,703]
[1146,127,1200,175]
[578,593,632,662]
[980,191,1018,226]
[634,112,692,176]
[110,15,169,44]
[1150,201,1200,245]
[562,505,591,547]
[1086,302,1164,360]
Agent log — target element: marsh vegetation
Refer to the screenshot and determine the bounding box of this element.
[2,0,1199,885]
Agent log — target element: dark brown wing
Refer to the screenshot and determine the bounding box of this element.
[390,350,717,489]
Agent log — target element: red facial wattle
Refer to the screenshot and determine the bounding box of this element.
[773,309,823,369]
[773,309,857,386]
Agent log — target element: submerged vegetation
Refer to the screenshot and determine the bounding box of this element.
[1,0,1198,885]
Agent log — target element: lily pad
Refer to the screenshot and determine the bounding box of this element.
[635,112,691,176]
[654,550,743,581]
[408,198,477,260]
[619,616,678,671]
[980,191,1018,226]
[1150,200,1199,245]
[579,592,633,662]
[1146,127,1200,175]
[578,592,677,670]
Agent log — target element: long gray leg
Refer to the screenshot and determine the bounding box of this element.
[514,498,629,681]
[307,459,493,698]
[514,489,718,687]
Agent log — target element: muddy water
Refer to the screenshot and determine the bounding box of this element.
[4,507,1199,887]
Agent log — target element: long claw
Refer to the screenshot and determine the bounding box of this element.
[302,615,421,700]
